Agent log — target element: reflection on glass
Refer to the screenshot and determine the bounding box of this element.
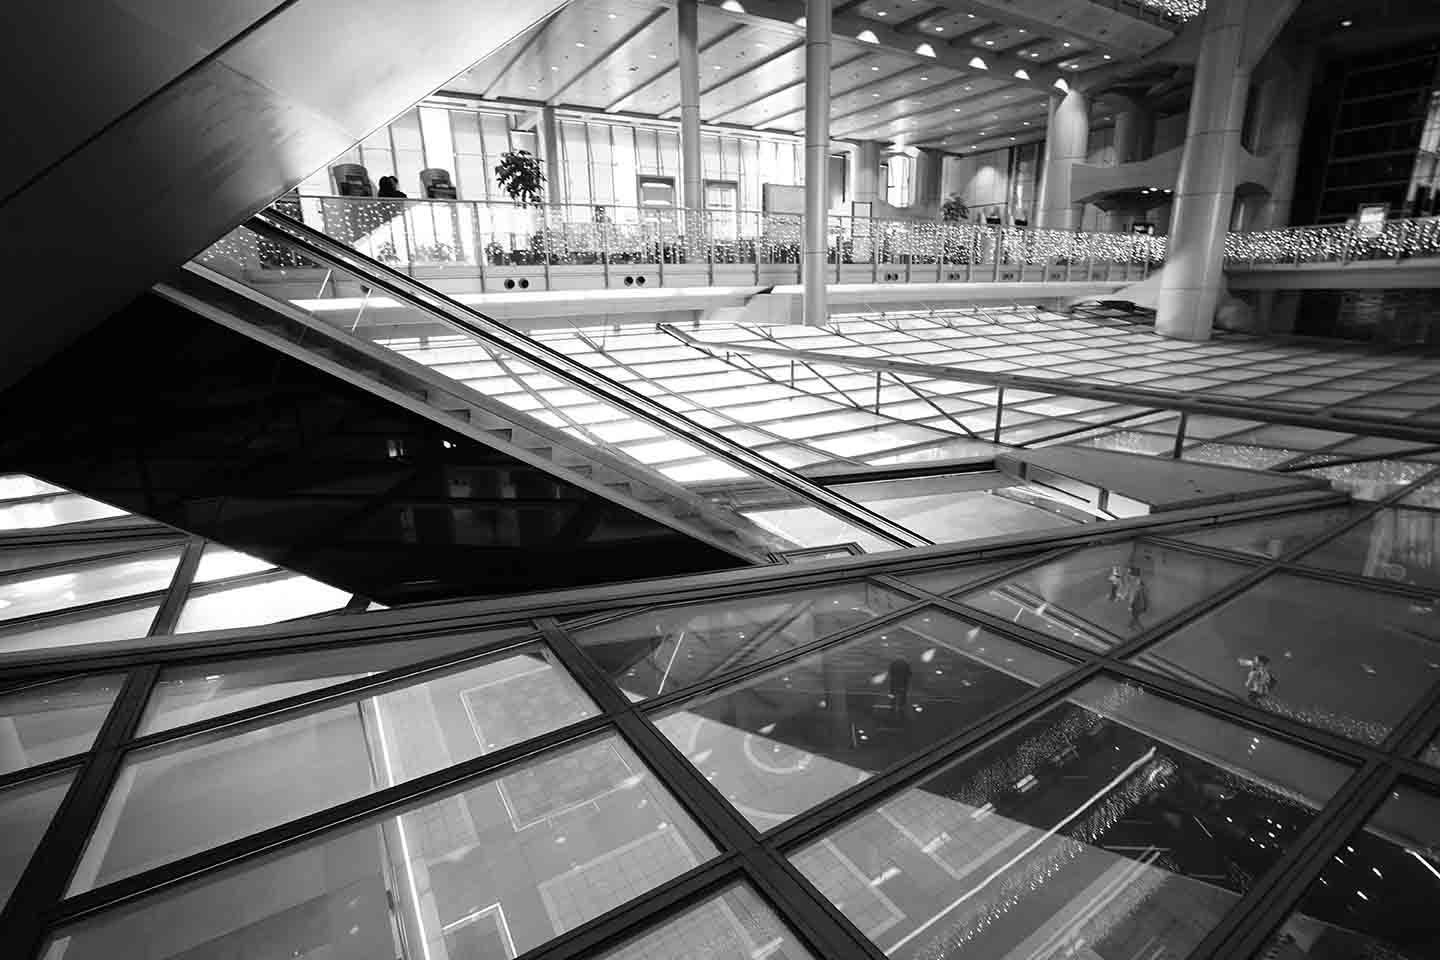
[191,545,274,583]
[0,475,65,501]
[45,734,715,960]
[1305,460,1435,501]
[1260,786,1440,959]
[896,560,1028,597]
[1135,573,1440,746]
[596,884,814,960]
[1171,507,1360,559]
[0,603,159,655]
[0,493,128,531]
[575,581,907,700]
[1,770,75,910]
[69,643,596,892]
[1298,507,1440,590]
[1,674,124,774]
[657,610,1066,829]
[139,628,525,734]
[0,548,181,624]
[793,678,1350,960]
[175,575,352,633]
[960,541,1251,652]
[0,540,172,576]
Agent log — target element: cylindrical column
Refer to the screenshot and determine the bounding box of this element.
[1156,0,1251,341]
[539,106,563,206]
[802,0,832,328]
[677,0,702,213]
[1036,88,1090,230]
[1255,49,1315,229]
[1106,93,1156,232]
[852,140,882,205]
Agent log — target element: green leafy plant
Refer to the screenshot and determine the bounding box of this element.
[495,150,546,207]
[942,194,970,223]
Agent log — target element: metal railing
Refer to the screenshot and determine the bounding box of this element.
[1225,216,1440,266]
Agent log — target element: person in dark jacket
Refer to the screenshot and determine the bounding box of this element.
[377,175,407,198]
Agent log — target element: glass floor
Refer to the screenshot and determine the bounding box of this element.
[4,464,1439,960]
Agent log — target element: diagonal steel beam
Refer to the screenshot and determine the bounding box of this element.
[550,8,671,103]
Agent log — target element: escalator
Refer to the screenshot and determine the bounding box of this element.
[186,211,932,557]
[0,211,930,604]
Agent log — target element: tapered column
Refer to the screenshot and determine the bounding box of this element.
[677,0,702,212]
[1156,0,1251,340]
[852,140,882,205]
[1036,88,1090,230]
[802,0,831,327]
[539,106,563,206]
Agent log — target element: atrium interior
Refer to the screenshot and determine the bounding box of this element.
[2,2,1440,960]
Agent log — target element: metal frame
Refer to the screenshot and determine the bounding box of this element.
[4,464,1439,959]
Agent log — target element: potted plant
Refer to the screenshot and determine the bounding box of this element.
[941,194,969,223]
[494,150,546,207]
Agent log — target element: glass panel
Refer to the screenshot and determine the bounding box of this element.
[574,581,909,701]
[595,884,815,960]
[0,493,127,531]
[1297,507,1440,590]
[0,548,182,624]
[0,539,173,576]
[1305,460,1435,500]
[1259,786,1440,960]
[139,628,527,734]
[1135,573,1440,746]
[0,603,159,655]
[191,544,274,583]
[45,734,716,960]
[960,541,1253,653]
[1,769,75,910]
[0,475,65,501]
[1169,507,1361,559]
[1,674,124,775]
[175,575,352,633]
[69,642,597,892]
[793,677,1350,960]
[656,610,1068,829]
[895,559,1032,597]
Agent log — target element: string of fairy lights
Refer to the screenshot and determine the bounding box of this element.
[1226,218,1440,264]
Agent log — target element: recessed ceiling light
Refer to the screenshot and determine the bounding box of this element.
[551,65,560,71]
[1340,19,1353,27]
[920,76,929,80]
[1018,28,1026,33]
[575,41,586,47]
[873,92,880,97]
[871,65,880,70]
[713,64,723,70]
[967,12,975,17]
[720,0,745,11]
[1063,41,1071,47]
[648,53,657,59]
[876,10,887,16]
[1010,136,1016,140]
[1103,54,1112,59]
[935,26,944,32]
[857,29,880,43]
[607,12,617,18]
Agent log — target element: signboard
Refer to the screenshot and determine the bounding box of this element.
[763,183,805,216]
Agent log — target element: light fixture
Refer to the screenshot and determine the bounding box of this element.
[1340,18,1353,27]
[1053,77,1069,92]
[1063,41,1071,47]
[969,56,988,69]
[1103,53,1112,59]
[985,39,995,45]
[1014,68,1030,79]
[915,42,936,57]
[794,15,806,26]
[1010,135,1016,140]
[935,25,944,32]
[1018,28,1026,33]
[871,64,880,70]
[857,29,880,43]
[720,0,746,12]
[607,12,617,18]
[575,41,586,47]
[876,9,887,15]
[920,75,929,81]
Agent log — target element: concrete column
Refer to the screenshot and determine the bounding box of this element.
[914,148,945,215]
[539,106,563,206]
[802,0,831,327]
[1155,0,1251,341]
[677,0,703,213]
[1036,88,1090,230]
[852,140,883,205]
[1106,94,1156,232]
[1254,49,1315,229]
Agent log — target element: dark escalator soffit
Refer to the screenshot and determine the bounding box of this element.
[0,293,744,605]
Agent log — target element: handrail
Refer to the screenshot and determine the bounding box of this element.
[248,210,932,549]
[657,324,1440,445]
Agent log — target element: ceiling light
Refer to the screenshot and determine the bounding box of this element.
[648,53,658,59]
[1340,18,1353,27]
[1010,136,1016,140]
[984,39,995,45]
[916,43,936,57]
[968,12,975,17]
[720,0,746,12]
[876,10,887,16]
[794,16,806,27]
[1053,77,1069,92]
[969,56,988,69]
[1014,68,1030,79]
[551,65,560,71]
[1103,53,1112,59]
[873,92,880,97]
[607,12,617,18]
[871,64,880,70]
[920,76,929,81]
[713,64,723,70]
[935,26,945,32]
[575,41,586,47]
[1023,120,1030,125]
[857,29,880,43]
